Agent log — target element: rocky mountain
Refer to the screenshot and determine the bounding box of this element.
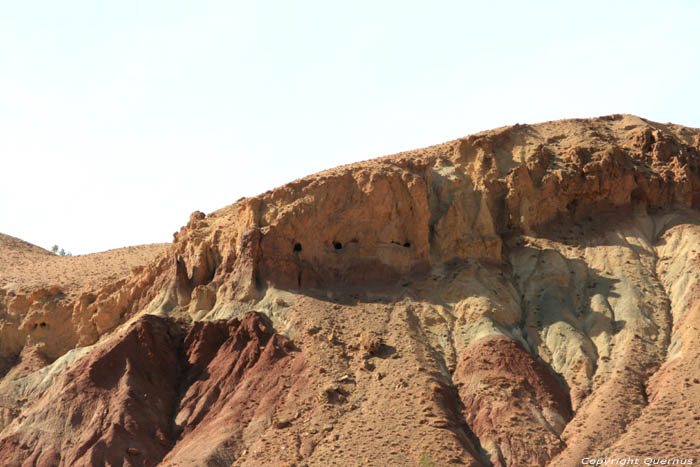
[1,114,699,466]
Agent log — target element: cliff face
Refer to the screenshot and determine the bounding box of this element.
[1,114,700,466]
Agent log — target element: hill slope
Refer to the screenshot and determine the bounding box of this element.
[1,114,699,466]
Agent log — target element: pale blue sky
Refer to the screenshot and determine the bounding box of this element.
[2,1,699,254]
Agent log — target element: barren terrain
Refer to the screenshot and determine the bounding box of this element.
[1,114,699,466]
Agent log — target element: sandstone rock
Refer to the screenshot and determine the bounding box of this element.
[358,331,381,356]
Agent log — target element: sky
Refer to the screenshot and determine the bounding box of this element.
[1,1,699,255]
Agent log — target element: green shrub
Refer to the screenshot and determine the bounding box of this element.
[51,245,72,256]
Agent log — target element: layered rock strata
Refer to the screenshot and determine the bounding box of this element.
[1,114,700,465]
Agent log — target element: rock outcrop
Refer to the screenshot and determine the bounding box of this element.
[0,312,302,466]
[1,114,700,465]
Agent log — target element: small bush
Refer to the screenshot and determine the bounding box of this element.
[51,245,72,256]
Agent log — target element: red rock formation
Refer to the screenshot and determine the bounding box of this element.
[162,313,304,465]
[454,336,572,465]
[0,314,182,466]
[0,312,302,466]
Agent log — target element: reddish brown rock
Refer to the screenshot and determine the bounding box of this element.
[162,312,304,465]
[454,336,572,465]
[0,312,303,466]
[0,314,182,466]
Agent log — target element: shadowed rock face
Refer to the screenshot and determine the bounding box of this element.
[2,115,700,465]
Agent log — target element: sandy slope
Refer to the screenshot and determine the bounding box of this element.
[0,233,167,295]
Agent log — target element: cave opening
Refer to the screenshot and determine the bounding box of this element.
[293,243,302,252]
[333,241,343,250]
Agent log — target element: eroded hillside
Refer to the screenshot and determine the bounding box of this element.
[1,114,699,466]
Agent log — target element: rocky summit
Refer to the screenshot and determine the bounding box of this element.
[2,114,700,466]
